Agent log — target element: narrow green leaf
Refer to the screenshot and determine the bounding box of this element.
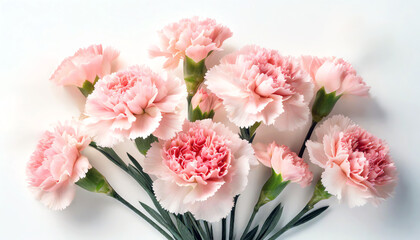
[293,206,329,227]
[243,226,259,240]
[256,203,283,240]
[127,153,153,187]
[176,217,195,240]
[89,142,127,170]
[229,195,239,240]
[139,202,182,240]
[222,218,227,240]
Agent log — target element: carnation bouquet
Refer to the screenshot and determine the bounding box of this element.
[26,17,397,240]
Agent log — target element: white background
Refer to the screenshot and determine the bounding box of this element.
[1,0,419,239]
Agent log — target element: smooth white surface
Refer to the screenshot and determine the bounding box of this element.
[1,0,419,239]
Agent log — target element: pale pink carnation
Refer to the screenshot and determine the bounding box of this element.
[26,121,91,210]
[306,115,397,207]
[50,44,119,87]
[149,17,233,69]
[254,142,313,187]
[143,119,257,222]
[206,45,314,130]
[84,65,187,147]
[300,56,369,96]
[191,87,222,113]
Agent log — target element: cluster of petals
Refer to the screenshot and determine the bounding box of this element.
[191,87,222,113]
[149,17,233,69]
[306,115,397,207]
[206,45,314,130]
[84,65,187,147]
[50,44,119,87]
[254,142,313,187]
[300,56,369,96]
[26,121,91,210]
[143,119,257,222]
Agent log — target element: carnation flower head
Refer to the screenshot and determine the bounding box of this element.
[149,17,233,69]
[301,56,369,96]
[306,115,397,207]
[143,119,257,222]
[50,44,119,87]
[205,45,314,130]
[254,142,313,187]
[84,65,187,147]
[26,121,91,210]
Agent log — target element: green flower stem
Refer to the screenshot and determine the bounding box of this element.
[110,190,173,240]
[268,181,331,240]
[298,121,318,158]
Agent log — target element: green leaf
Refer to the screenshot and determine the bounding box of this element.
[89,142,127,170]
[222,218,227,240]
[243,226,259,240]
[135,135,158,155]
[256,203,283,240]
[176,217,195,240]
[139,202,182,240]
[293,206,329,227]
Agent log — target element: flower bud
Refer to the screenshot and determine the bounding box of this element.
[76,167,113,195]
[190,87,222,121]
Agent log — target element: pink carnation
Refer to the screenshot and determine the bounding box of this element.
[191,87,222,113]
[143,119,257,222]
[84,65,187,147]
[306,115,397,207]
[205,45,314,130]
[26,121,91,210]
[301,56,369,96]
[149,17,233,69]
[254,142,313,187]
[50,44,119,87]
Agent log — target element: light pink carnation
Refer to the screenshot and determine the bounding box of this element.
[306,115,397,207]
[143,119,257,222]
[301,56,369,96]
[84,65,187,147]
[26,121,91,210]
[254,142,313,187]
[205,45,314,130]
[191,87,222,113]
[149,17,233,69]
[50,44,119,87]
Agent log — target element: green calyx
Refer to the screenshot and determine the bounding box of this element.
[239,122,261,143]
[255,169,290,210]
[134,135,158,155]
[75,167,113,195]
[307,180,332,210]
[183,56,207,97]
[78,76,99,97]
[311,87,342,122]
[189,104,215,122]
